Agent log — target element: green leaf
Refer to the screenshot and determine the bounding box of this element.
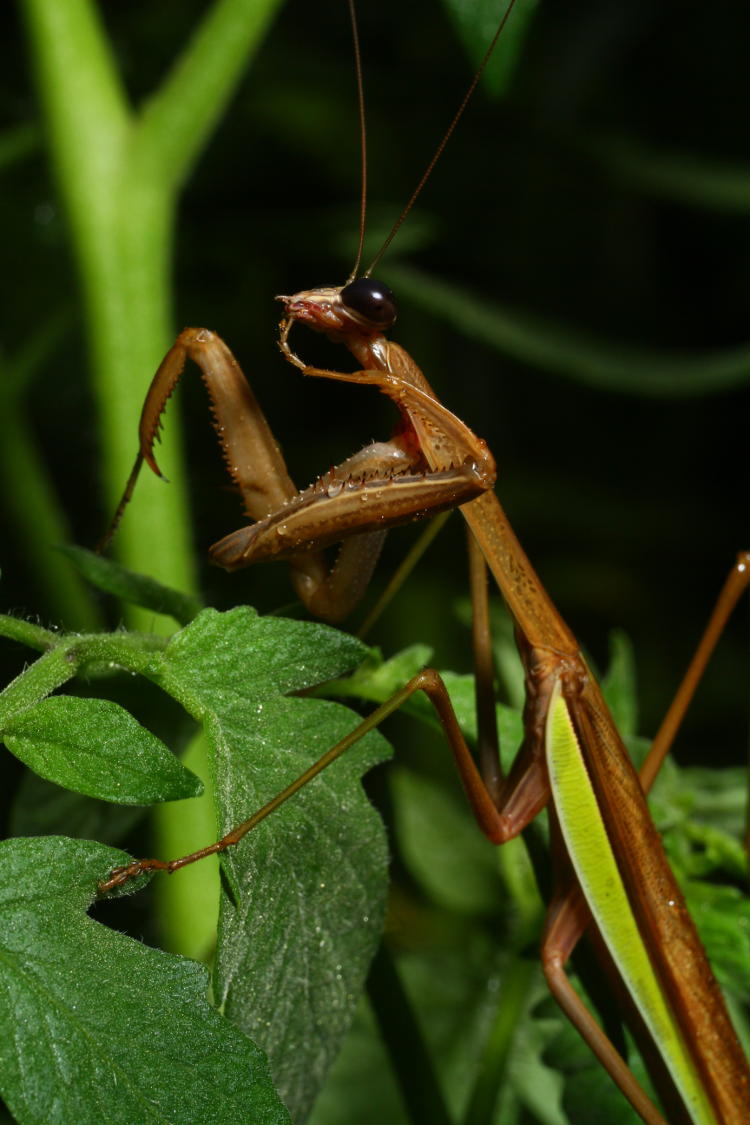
[595,134,750,215]
[683,882,750,1001]
[154,607,393,1121]
[159,606,373,704]
[326,643,433,702]
[559,1041,653,1125]
[407,669,480,734]
[442,0,539,98]
[600,630,638,738]
[392,763,500,915]
[1,696,202,804]
[0,836,291,1125]
[681,765,748,841]
[543,1007,656,1125]
[59,545,203,625]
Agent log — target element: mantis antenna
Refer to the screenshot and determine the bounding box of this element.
[365,0,521,277]
[346,0,368,282]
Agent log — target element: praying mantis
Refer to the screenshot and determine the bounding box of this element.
[96,3,750,1123]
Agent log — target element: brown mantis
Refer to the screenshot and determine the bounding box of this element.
[98,3,750,1123]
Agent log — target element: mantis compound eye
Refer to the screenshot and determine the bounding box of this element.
[341,278,398,330]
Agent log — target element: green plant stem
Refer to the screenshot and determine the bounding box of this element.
[0,614,58,650]
[19,0,285,956]
[19,0,284,612]
[0,625,167,724]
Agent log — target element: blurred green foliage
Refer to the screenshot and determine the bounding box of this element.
[2,0,749,747]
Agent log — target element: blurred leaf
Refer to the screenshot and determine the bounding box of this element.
[543,1005,657,1125]
[1,696,202,803]
[681,765,748,840]
[442,0,540,98]
[670,819,747,882]
[329,644,433,701]
[596,135,750,214]
[502,982,569,1125]
[600,630,638,738]
[650,756,746,878]
[683,882,750,1001]
[60,545,203,625]
[646,753,750,1008]
[0,837,290,1125]
[385,263,750,397]
[392,763,500,914]
[558,1038,653,1125]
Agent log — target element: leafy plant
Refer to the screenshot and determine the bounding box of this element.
[2,586,748,1124]
[1,603,393,1123]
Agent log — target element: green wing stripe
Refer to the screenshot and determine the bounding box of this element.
[545,683,716,1125]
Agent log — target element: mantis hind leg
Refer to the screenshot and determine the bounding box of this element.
[541,887,671,1125]
[640,550,750,793]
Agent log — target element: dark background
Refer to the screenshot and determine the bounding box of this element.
[2,0,749,765]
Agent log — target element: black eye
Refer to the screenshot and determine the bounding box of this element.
[341,278,397,329]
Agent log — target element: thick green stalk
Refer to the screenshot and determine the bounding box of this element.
[19,0,285,957]
[20,0,283,606]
